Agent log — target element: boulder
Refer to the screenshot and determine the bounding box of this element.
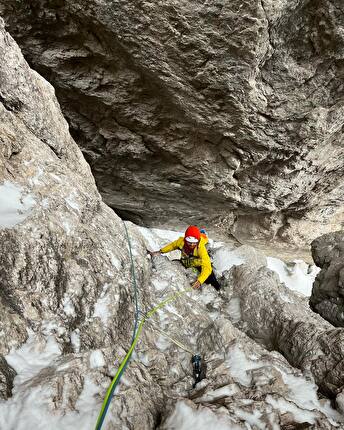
[309,231,344,326]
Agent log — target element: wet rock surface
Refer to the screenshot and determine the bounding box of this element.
[1,0,344,243]
[309,230,344,327]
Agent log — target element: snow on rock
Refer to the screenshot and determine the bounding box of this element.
[212,244,266,275]
[89,350,106,369]
[0,376,100,430]
[267,256,320,296]
[6,330,61,386]
[228,260,344,401]
[160,327,342,429]
[211,245,246,275]
[161,400,242,430]
[0,181,35,228]
[0,20,163,430]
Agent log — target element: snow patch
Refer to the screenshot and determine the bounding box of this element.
[6,330,61,386]
[198,385,239,402]
[225,345,263,386]
[266,396,316,424]
[152,278,169,291]
[70,330,80,353]
[0,377,100,430]
[62,296,75,317]
[138,226,183,250]
[93,285,111,325]
[89,350,105,368]
[267,257,320,297]
[227,298,241,323]
[280,371,341,422]
[0,181,35,228]
[225,344,340,424]
[212,246,246,275]
[233,408,265,429]
[163,401,241,430]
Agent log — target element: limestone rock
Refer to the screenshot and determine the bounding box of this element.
[1,18,344,429]
[337,390,344,415]
[309,230,344,327]
[1,0,344,243]
[134,254,343,430]
[0,19,163,428]
[227,261,344,401]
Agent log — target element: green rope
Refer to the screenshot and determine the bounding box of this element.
[95,287,193,430]
[94,221,140,430]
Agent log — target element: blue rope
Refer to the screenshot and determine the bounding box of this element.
[95,221,139,430]
[123,221,140,341]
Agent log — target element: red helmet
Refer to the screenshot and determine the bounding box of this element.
[184,226,201,243]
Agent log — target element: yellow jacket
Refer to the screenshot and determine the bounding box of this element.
[160,236,212,284]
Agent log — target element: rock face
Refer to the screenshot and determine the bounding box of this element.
[225,255,344,403]
[309,230,344,327]
[1,15,344,430]
[1,0,344,244]
[0,357,15,400]
[0,18,153,427]
[150,251,343,430]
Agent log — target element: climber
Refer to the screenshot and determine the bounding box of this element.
[147,226,221,291]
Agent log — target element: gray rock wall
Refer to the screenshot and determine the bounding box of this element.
[1,0,344,244]
[0,17,145,418]
[1,10,344,430]
[226,260,344,402]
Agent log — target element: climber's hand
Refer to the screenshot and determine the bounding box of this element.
[191,280,201,290]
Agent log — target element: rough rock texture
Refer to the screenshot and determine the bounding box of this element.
[0,19,164,428]
[309,230,344,327]
[1,17,344,430]
[0,357,15,400]
[224,253,344,403]
[1,0,344,244]
[116,252,344,430]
